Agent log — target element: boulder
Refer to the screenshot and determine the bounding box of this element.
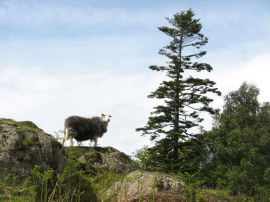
[66,146,138,174]
[0,118,189,201]
[105,170,186,202]
[0,119,68,184]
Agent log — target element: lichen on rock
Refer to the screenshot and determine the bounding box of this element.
[105,170,186,202]
[0,118,191,202]
[0,118,68,184]
[66,146,138,174]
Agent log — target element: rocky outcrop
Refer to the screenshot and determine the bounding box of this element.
[0,119,68,184]
[0,118,189,202]
[105,170,186,202]
[66,146,138,174]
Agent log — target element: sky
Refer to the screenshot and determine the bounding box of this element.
[0,0,270,155]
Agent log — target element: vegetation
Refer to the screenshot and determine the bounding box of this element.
[0,119,43,134]
[0,8,269,202]
[90,171,125,201]
[136,9,221,173]
[135,82,270,200]
[0,159,96,202]
[134,9,270,201]
[199,82,270,200]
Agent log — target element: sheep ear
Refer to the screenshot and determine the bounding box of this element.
[101,113,105,116]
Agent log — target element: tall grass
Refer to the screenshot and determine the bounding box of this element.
[0,159,95,202]
[0,162,255,202]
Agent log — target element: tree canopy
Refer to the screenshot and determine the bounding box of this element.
[199,82,270,199]
[136,9,220,172]
[135,8,270,201]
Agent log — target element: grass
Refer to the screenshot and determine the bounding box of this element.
[0,119,43,134]
[196,189,253,202]
[0,163,124,202]
[0,118,256,201]
[0,159,96,202]
[90,171,125,201]
[0,165,257,202]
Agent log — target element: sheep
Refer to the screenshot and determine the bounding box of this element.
[62,114,111,147]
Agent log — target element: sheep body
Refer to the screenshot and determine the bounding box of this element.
[62,114,111,147]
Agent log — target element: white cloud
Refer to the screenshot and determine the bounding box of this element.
[1,51,269,154]
[186,52,270,131]
[1,0,270,155]
[210,52,270,102]
[0,67,162,154]
[0,55,269,155]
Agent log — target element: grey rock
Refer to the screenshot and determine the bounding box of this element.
[0,119,68,184]
[106,170,186,202]
[66,146,138,174]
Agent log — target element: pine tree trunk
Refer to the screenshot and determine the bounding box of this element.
[173,135,179,162]
[172,35,183,162]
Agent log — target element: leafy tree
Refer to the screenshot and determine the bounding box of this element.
[136,9,220,172]
[133,146,155,171]
[200,82,270,198]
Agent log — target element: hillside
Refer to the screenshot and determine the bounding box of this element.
[0,119,250,201]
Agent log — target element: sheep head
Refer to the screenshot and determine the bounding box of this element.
[101,114,111,123]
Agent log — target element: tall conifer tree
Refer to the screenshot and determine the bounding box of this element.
[137,9,221,170]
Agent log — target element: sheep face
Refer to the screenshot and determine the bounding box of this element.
[101,114,111,123]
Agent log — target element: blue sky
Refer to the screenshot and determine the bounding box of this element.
[1,0,270,154]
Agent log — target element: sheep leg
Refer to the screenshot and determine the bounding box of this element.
[93,136,98,147]
[63,127,75,147]
[70,137,74,147]
[62,127,70,146]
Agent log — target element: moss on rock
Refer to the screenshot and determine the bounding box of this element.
[66,146,137,174]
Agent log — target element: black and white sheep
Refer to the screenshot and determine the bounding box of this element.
[62,114,111,147]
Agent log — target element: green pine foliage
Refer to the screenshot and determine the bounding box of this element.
[136,9,220,172]
[135,82,270,200]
